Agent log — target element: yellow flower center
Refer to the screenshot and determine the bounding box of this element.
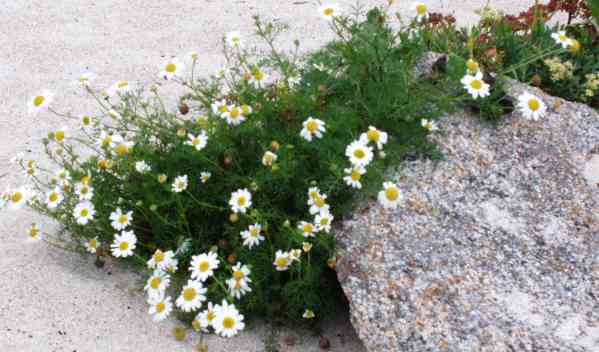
[165,63,177,73]
[27,168,34,176]
[81,176,91,184]
[466,59,479,72]
[367,129,380,142]
[192,138,200,146]
[183,287,197,301]
[80,208,89,217]
[80,187,88,195]
[309,191,318,200]
[416,4,427,14]
[102,136,112,146]
[276,257,288,269]
[320,217,329,226]
[351,169,361,181]
[230,108,240,119]
[324,7,334,16]
[55,131,65,141]
[528,99,540,111]
[353,149,366,159]
[315,196,326,208]
[33,95,45,107]
[233,270,245,281]
[223,317,235,329]
[114,143,130,156]
[219,105,228,113]
[150,277,161,289]
[237,196,246,206]
[241,105,251,115]
[559,34,567,41]
[199,261,210,272]
[117,81,129,89]
[306,120,318,133]
[254,70,265,81]
[153,250,164,263]
[303,223,313,233]
[49,192,59,202]
[385,187,400,201]
[155,302,166,313]
[89,238,97,248]
[250,228,260,237]
[470,80,483,90]
[207,310,215,321]
[119,241,129,251]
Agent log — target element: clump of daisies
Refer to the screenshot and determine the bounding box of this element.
[5,4,448,338]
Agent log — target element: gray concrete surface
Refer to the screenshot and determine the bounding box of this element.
[0,1,541,351]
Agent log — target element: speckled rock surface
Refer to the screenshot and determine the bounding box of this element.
[336,81,599,352]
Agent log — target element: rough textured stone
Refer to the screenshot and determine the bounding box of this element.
[336,81,599,351]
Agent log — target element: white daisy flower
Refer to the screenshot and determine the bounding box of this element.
[83,237,100,254]
[413,2,429,22]
[343,166,366,189]
[461,71,491,99]
[378,182,403,209]
[106,80,133,96]
[110,230,137,257]
[221,105,246,125]
[345,140,374,167]
[176,279,207,312]
[315,210,334,233]
[147,249,176,272]
[189,252,220,282]
[226,31,243,47]
[186,132,208,151]
[517,92,547,121]
[73,201,95,225]
[274,250,292,271]
[196,302,217,330]
[211,99,229,115]
[77,72,96,88]
[227,262,252,299]
[298,221,316,238]
[262,151,277,167]
[27,90,53,116]
[135,160,151,174]
[290,249,302,262]
[248,68,269,89]
[318,4,340,21]
[229,188,252,214]
[109,207,133,231]
[45,188,64,209]
[359,126,388,150]
[421,119,439,131]
[200,172,211,183]
[26,223,42,241]
[300,117,326,141]
[551,31,572,48]
[148,293,173,322]
[80,114,93,128]
[75,182,94,201]
[308,192,329,215]
[172,175,189,193]
[240,223,265,249]
[144,270,171,295]
[213,300,245,337]
[160,57,185,80]
[98,131,116,148]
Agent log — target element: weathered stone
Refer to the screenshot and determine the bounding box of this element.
[337,81,599,351]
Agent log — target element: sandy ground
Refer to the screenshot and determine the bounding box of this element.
[0,1,541,351]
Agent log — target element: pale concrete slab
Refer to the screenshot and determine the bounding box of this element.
[0,1,542,351]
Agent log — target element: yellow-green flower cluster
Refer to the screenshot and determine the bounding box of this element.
[543,57,574,82]
[585,73,599,98]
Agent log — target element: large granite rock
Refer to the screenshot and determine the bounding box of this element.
[336,81,599,351]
